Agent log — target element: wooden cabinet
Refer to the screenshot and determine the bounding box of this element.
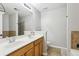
[35,37,43,56]
[40,40,43,55]
[7,37,44,56]
[35,44,40,56]
[24,48,34,56]
[8,42,34,56]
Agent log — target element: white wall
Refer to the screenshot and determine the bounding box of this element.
[9,13,18,31]
[9,14,16,31]
[22,15,34,31]
[3,14,9,31]
[41,6,67,48]
[0,12,3,34]
[32,6,41,31]
[9,12,18,35]
[0,11,4,36]
[23,5,41,31]
[68,3,79,49]
[15,12,18,36]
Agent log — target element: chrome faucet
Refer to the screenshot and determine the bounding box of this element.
[6,36,16,43]
[10,37,16,43]
[28,31,35,38]
[30,31,35,36]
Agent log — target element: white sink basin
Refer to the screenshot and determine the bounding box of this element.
[0,36,36,50]
[5,41,25,48]
[0,33,44,56]
[0,41,26,55]
[0,40,26,50]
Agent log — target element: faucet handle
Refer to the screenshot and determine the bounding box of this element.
[0,34,3,36]
[31,31,35,35]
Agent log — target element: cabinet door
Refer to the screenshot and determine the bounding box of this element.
[35,44,40,56]
[40,41,43,56]
[24,48,34,56]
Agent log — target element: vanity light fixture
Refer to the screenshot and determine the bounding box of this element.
[24,3,31,9]
[0,3,5,12]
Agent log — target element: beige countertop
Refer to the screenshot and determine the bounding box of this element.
[0,34,43,56]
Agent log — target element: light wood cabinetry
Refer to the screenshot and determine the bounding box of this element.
[40,40,43,55]
[71,31,79,49]
[7,37,44,56]
[35,44,40,56]
[3,31,16,38]
[35,38,43,56]
[8,42,34,56]
[24,48,34,56]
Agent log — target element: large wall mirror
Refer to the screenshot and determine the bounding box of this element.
[2,12,18,38]
[0,3,35,38]
[0,3,30,38]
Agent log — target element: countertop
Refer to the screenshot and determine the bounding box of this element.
[0,33,43,56]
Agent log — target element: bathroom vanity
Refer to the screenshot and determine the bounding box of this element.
[8,37,43,56]
[0,34,44,56]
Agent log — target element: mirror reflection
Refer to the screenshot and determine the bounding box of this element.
[0,3,32,38]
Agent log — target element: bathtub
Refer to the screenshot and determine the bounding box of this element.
[70,49,79,56]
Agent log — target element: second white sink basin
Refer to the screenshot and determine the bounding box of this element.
[5,41,25,48]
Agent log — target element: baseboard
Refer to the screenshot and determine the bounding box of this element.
[43,52,48,56]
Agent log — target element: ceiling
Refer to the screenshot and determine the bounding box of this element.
[31,3,67,12]
[2,3,32,17]
[1,3,66,17]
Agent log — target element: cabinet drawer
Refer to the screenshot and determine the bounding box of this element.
[35,37,43,45]
[8,42,34,56]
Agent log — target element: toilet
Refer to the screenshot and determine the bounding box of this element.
[47,41,68,56]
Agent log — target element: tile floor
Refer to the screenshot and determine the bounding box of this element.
[47,46,61,56]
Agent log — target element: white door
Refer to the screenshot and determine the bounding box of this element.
[0,12,4,39]
[0,14,2,38]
